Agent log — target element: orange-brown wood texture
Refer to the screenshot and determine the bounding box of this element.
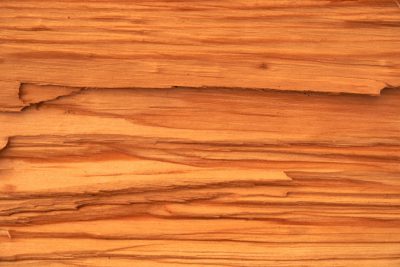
[1,1,400,266]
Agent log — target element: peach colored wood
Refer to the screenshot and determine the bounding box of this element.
[0,84,399,266]
[1,0,400,266]
[0,0,400,109]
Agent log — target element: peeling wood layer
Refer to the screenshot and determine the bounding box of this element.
[1,0,400,107]
[0,83,399,266]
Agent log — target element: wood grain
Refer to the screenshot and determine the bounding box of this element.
[1,0,400,266]
[1,0,400,107]
[0,84,399,266]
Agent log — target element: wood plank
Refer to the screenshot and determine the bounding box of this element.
[0,84,399,266]
[1,0,400,111]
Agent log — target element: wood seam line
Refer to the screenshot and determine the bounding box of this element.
[0,82,398,114]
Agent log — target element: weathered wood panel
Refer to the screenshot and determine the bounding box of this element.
[1,0,400,108]
[1,0,400,266]
[0,84,399,266]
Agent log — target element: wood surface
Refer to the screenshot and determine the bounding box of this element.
[1,0,400,266]
[1,0,400,101]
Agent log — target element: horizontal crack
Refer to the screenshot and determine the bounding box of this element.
[1,82,399,114]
